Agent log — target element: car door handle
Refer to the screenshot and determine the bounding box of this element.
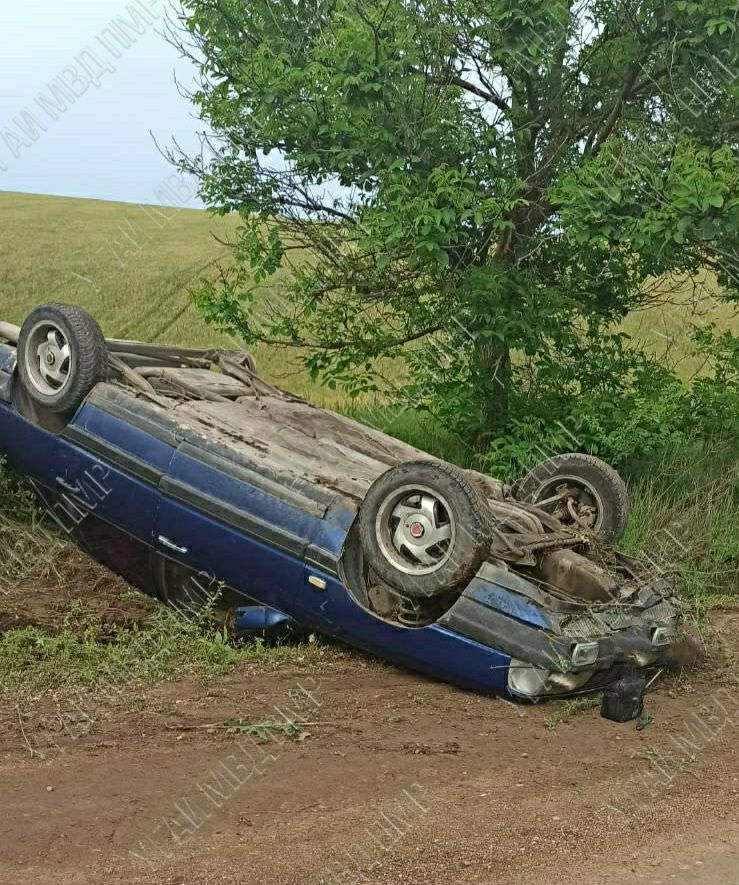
[157,536,189,555]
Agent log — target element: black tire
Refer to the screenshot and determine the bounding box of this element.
[17,303,108,415]
[515,453,629,542]
[359,461,493,599]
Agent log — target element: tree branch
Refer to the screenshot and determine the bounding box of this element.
[585,50,653,156]
[409,66,510,113]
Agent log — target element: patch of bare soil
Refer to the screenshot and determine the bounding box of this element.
[0,546,158,633]
[0,573,736,885]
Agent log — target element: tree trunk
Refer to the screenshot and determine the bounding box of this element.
[473,336,512,446]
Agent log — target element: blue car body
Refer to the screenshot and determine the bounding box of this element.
[0,339,680,701]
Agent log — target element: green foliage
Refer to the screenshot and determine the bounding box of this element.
[687,324,739,438]
[473,321,737,479]
[0,607,236,694]
[178,0,738,445]
[553,141,738,279]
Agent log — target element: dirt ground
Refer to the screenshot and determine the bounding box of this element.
[0,566,737,885]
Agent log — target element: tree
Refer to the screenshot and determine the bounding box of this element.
[172,0,738,446]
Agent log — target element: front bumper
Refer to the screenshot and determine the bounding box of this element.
[438,567,679,700]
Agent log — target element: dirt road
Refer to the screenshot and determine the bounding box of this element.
[1,609,737,885]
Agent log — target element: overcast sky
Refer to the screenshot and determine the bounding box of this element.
[0,0,204,207]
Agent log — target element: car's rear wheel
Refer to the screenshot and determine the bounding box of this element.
[514,453,629,542]
[359,461,493,599]
[17,303,108,415]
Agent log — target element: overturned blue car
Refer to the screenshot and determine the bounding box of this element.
[0,304,684,715]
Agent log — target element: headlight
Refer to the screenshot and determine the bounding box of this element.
[571,641,599,668]
[507,659,594,698]
[652,626,675,647]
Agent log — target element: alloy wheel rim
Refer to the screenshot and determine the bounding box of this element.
[375,484,456,576]
[25,321,73,397]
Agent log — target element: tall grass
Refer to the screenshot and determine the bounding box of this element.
[347,404,477,466]
[621,444,738,614]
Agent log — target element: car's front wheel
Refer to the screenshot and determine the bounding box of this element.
[359,461,493,599]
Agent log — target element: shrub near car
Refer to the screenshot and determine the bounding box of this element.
[0,305,684,719]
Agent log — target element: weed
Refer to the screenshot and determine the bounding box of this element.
[638,746,662,763]
[0,458,40,524]
[545,694,601,729]
[560,696,601,716]
[223,718,304,738]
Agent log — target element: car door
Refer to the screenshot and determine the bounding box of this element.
[154,441,329,616]
[47,390,177,592]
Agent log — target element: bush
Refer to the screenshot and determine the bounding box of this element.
[475,325,739,480]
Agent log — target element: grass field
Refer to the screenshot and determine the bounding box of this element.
[0,192,236,344]
[0,191,335,403]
